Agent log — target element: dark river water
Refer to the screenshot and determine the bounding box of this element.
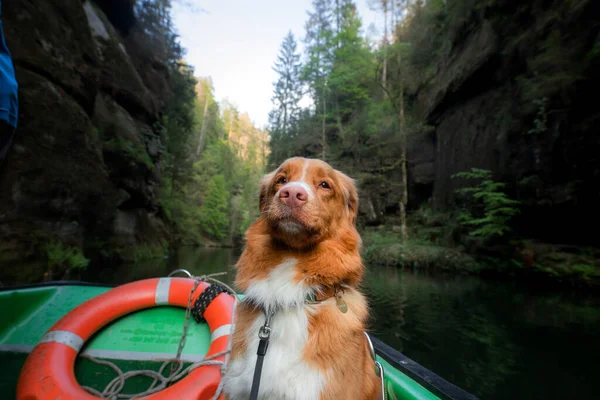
[83,247,600,400]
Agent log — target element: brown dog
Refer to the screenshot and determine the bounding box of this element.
[222,157,380,400]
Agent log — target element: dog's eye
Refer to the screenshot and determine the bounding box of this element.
[276,176,287,184]
[319,181,331,189]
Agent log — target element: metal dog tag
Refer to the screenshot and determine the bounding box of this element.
[336,296,348,313]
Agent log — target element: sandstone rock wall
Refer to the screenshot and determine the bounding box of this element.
[0,0,172,283]
[414,0,600,246]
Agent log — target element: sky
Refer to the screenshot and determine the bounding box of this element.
[171,0,382,128]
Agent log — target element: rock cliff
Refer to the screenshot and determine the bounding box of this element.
[411,0,600,246]
[0,0,172,283]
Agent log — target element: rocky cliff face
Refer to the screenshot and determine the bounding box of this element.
[410,0,600,246]
[0,0,172,283]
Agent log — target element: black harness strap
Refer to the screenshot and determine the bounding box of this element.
[249,309,274,400]
[191,283,229,323]
[249,337,269,400]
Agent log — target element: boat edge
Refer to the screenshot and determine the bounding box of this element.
[368,333,479,400]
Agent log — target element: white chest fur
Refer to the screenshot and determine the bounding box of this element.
[222,259,325,400]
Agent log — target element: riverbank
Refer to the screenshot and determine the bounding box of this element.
[2,218,598,290]
[361,224,600,290]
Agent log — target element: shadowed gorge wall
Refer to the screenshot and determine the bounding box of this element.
[416,0,600,246]
[0,0,172,282]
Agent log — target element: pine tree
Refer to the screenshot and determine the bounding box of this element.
[302,0,335,160]
[368,0,397,94]
[329,1,371,125]
[268,31,303,165]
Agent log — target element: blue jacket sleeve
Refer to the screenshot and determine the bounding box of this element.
[0,1,18,128]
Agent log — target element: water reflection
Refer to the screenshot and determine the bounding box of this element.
[82,247,240,286]
[362,265,600,400]
[166,247,240,287]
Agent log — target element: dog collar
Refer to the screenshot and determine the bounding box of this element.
[305,284,348,313]
[242,284,348,313]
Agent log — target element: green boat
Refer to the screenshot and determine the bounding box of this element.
[0,278,478,400]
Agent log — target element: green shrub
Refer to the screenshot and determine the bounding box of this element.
[361,228,482,273]
[46,241,89,270]
[104,137,154,170]
[408,204,458,247]
[453,168,520,239]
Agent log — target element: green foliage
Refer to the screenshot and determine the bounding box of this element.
[159,61,198,188]
[404,0,451,83]
[453,168,520,239]
[301,0,335,98]
[104,137,154,170]
[532,248,600,284]
[515,28,584,109]
[134,0,185,65]
[269,31,303,163]
[137,3,205,243]
[327,2,372,118]
[267,0,437,189]
[269,0,379,167]
[361,228,482,272]
[46,241,89,270]
[199,175,230,240]
[160,103,265,246]
[362,231,400,262]
[138,1,267,246]
[160,188,203,244]
[408,204,459,247]
[585,42,600,64]
[237,195,254,236]
[571,264,600,279]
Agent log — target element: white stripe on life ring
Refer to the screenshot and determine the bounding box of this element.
[211,324,233,342]
[39,330,84,352]
[155,278,172,305]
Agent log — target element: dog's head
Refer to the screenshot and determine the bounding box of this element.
[258,157,358,249]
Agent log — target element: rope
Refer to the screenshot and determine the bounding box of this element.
[80,272,239,400]
[192,284,230,323]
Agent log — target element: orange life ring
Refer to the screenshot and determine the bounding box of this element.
[16,277,234,400]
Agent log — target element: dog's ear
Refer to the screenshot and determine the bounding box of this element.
[336,170,359,223]
[259,171,275,213]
